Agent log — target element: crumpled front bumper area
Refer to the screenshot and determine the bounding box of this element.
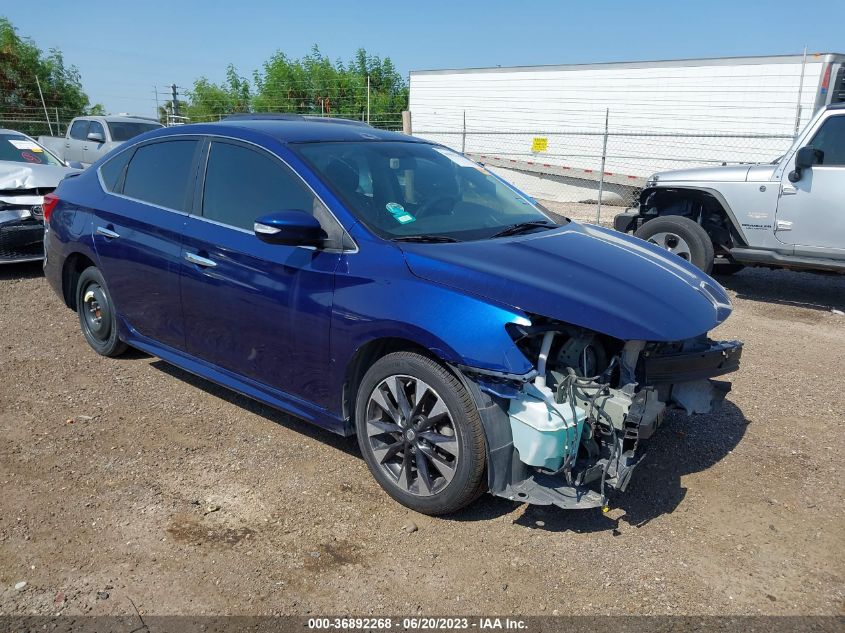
[463,335,743,510]
[0,198,46,263]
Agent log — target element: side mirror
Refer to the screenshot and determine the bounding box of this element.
[788,145,824,182]
[254,210,327,247]
[86,131,105,143]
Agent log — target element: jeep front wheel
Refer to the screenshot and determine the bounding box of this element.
[635,215,715,273]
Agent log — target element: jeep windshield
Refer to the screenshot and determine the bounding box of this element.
[295,141,558,242]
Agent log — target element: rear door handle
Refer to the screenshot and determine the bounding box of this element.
[185,252,217,268]
[95,226,120,239]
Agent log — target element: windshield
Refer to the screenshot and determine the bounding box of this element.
[107,121,162,141]
[0,133,64,166]
[295,141,556,241]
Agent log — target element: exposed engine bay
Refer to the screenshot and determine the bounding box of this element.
[464,320,742,510]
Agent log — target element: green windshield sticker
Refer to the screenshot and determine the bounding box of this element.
[395,214,416,224]
[386,202,405,216]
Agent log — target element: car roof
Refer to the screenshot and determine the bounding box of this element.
[78,115,162,124]
[150,116,426,144]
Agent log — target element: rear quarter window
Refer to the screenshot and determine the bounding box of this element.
[99,148,135,192]
[122,140,199,211]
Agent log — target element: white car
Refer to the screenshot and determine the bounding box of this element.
[0,129,77,263]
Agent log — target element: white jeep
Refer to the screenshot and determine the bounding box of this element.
[615,103,845,275]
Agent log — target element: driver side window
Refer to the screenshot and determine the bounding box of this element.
[69,120,90,140]
[809,116,845,166]
[201,141,343,248]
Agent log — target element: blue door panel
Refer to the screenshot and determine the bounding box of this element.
[180,218,339,403]
[92,196,187,349]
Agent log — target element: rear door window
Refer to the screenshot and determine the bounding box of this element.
[122,140,199,211]
[69,120,90,140]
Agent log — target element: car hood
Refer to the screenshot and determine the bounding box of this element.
[0,161,73,192]
[399,223,731,342]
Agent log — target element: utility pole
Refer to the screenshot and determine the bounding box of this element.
[461,110,467,153]
[154,85,160,121]
[366,75,370,124]
[35,76,53,136]
[171,84,180,118]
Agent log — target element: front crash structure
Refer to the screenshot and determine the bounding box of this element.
[457,323,742,510]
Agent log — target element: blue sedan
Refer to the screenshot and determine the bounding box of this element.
[43,115,741,515]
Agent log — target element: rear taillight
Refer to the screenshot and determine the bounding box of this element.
[42,193,59,223]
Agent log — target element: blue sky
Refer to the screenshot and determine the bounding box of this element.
[4,0,844,116]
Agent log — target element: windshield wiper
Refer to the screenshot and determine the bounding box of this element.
[392,234,460,243]
[491,220,557,238]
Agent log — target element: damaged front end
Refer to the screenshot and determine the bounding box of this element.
[460,321,742,510]
[0,189,49,263]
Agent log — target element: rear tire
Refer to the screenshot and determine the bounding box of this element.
[76,267,127,357]
[635,215,715,273]
[355,351,487,515]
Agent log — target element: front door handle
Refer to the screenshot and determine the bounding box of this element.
[781,185,798,195]
[96,226,120,239]
[185,252,217,268]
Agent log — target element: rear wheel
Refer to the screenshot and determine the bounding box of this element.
[355,351,487,515]
[635,215,714,273]
[76,267,127,357]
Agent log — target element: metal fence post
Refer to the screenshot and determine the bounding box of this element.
[35,76,53,136]
[595,108,609,225]
[794,45,807,135]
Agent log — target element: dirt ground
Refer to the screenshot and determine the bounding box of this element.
[1,257,843,617]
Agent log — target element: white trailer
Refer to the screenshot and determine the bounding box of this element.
[409,53,845,210]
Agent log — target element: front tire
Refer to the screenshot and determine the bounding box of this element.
[76,266,127,357]
[635,215,715,273]
[355,351,487,515]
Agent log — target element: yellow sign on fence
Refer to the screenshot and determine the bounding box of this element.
[531,137,548,153]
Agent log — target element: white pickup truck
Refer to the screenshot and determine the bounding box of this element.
[38,115,162,168]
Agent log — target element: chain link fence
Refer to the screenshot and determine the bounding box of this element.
[0,105,74,138]
[414,118,795,226]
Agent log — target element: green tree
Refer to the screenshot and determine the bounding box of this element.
[0,16,97,135]
[217,46,408,128]
[184,64,251,123]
